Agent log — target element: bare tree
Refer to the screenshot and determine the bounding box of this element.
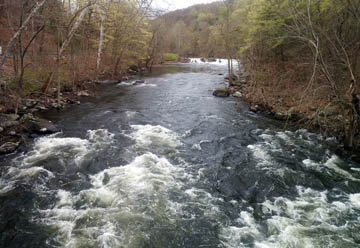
[42,0,97,96]
[0,0,48,67]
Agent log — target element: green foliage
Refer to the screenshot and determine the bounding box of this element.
[163,53,179,61]
[14,69,47,94]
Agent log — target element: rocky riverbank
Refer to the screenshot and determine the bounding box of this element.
[219,70,360,161]
[0,89,89,155]
[0,73,143,155]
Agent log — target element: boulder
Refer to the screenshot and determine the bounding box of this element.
[208,58,217,62]
[36,105,48,111]
[0,114,20,121]
[129,65,139,72]
[128,69,138,75]
[225,74,239,82]
[22,99,38,108]
[1,120,19,129]
[232,92,242,98]
[77,90,90,97]
[213,88,230,97]
[200,58,206,62]
[0,114,20,129]
[249,104,260,113]
[22,114,60,134]
[0,142,20,155]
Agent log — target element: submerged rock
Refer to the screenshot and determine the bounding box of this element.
[213,88,230,97]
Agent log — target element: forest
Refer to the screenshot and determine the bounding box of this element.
[1,0,360,152]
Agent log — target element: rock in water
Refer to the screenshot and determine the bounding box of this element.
[249,104,260,113]
[0,142,20,155]
[22,114,60,134]
[213,88,230,97]
[232,92,242,98]
[77,91,90,97]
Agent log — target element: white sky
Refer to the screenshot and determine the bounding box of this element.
[153,0,221,11]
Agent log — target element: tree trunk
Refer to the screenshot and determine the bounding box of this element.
[96,13,105,77]
[0,0,48,67]
[42,1,95,93]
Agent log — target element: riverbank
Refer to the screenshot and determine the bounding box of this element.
[228,68,360,160]
[0,72,144,155]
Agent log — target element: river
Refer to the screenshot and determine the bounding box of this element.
[1,61,360,247]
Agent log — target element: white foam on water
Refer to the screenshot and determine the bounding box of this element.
[324,155,360,181]
[349,193,360,208]
[303,155,360,182]
[191,143,202,151]
[116,81,134,86]
[19,129,113,168]
[135,83,157,87]
[189,58,239,67]
[221,186,360,248]
[38,153,188,247]
[22,137,90,167]
[221,210,263,248]
[191,140,211,151]
[247,143,287,177]
[125,111,137,118]
[0,129,114,194]
[130,124,181,148]
[247,144,273,165]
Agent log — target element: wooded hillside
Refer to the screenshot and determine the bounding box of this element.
[0,0,156,97]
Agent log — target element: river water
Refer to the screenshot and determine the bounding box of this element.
[1,61,360,248]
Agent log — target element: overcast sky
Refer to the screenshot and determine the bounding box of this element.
[153,0,221,11]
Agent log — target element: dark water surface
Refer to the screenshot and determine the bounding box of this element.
[1,62,360,247]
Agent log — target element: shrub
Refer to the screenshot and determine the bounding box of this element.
[163,53,179,62]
